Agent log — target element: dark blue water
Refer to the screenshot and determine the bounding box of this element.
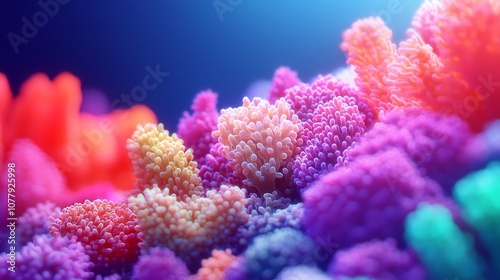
[0,1,422,130]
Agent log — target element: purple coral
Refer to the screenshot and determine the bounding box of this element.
[17,202,60,247]
[0,235,93,280]
[292,96,366,191]
[346,108,476,192]
[199,142,243,190]
[132,247,190,280]
[177,90,220,165]
[329,239,426,280]
[269,66,301,103]
[302,149,444,248]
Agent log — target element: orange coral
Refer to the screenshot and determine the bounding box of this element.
[197,249,237,280]
[1,72,157,190]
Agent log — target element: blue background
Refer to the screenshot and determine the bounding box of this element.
[0,1,423,130]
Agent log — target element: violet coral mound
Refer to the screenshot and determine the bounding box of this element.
[269,66,300,104]
[212,97,302,195]
[275,266,332,280]
[49,199,143,274]
[292,96,366,191]
[177,90,220,166]
[454,161,500,277]
[405,203,486,280]
[0,235,93,280]
[347,108,475,192]
[17,202,61,247]
[329,239,426,280]
[302,149,443,248]
[127,123,203,198]
[229,192,303,253]
[199,142,243,190]
[196,249,236,280]
[127,184,248,271]
[241,228,317,280]
[132,247,189,280]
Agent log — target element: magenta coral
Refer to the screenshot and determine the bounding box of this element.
[127,123,203,198]
[177,90,220,165]
[127,184,248,270]
[292,96,366,191]
[17,202,61,247]
[199,142,243,190]
[212,97,302,195]
[302,149,444,248]
[49,199,143,274]
[329,239,426,280]
[0,235,93,280]
[269,66,300,104]
[132,247,189,280]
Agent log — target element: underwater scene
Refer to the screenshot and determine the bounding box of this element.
[1,0,500,279]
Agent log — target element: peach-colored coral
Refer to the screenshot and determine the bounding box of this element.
[197,249,237,280]
[128,184,248,268]
[127,123,203,199]
[212,97,302,195]
[1,72,157,191]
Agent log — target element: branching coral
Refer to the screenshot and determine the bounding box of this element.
[269,66,301,103]
[454,161,500,277]
[132,247,190,280]
[127,184,248,271]
[127,123,203,198]
[329,239,426,280]
[0,235,93,280]
[302,149,445,248]
[177,90,220,166]
[49,199,143,274]
[212,97,302,195]
[405,203,486,280]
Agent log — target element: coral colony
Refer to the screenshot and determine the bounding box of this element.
[1,0,500,279]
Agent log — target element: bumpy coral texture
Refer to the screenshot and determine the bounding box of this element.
[346,108,475,192]
[0,235,93,280]
[329,239,426,280]
[17,202,61,247]
[127,184,248,270]
[132,247,190,280]
[292,96,366,191]
[302,149,444,248]
[177,90,220,166]
[405,203,486,280]
[1,72,157,190]
[196,249,236,280]
[127,123,203,198]
[454,161,500,277]
[199,142,243,190]
[269,66,301,103]
[212,97,302,195]
[239,228,317,280]
[49,199,143,273]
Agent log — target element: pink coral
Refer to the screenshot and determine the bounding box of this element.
[49,199,143,273]
[212,97,302,195]
[196,249,237,280]
[127,123,203,198]
[269,67,301,103]
[178,90,220,165]
[17,202,61,247]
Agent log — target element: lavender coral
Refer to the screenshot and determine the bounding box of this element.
[212,97,302,195]
[346,107,475,192]
[0,235,93,280]
[275,266,332,280]
[405,203,486,280]
[177,90,219,165]
[454,161,500,277]
[329,239,426,280]
[127,123,203,198]
[199,142,243,190]
[132,247,189,280]
[49,199,143,274]
[17,202,60,247]
[302,149,444,248]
